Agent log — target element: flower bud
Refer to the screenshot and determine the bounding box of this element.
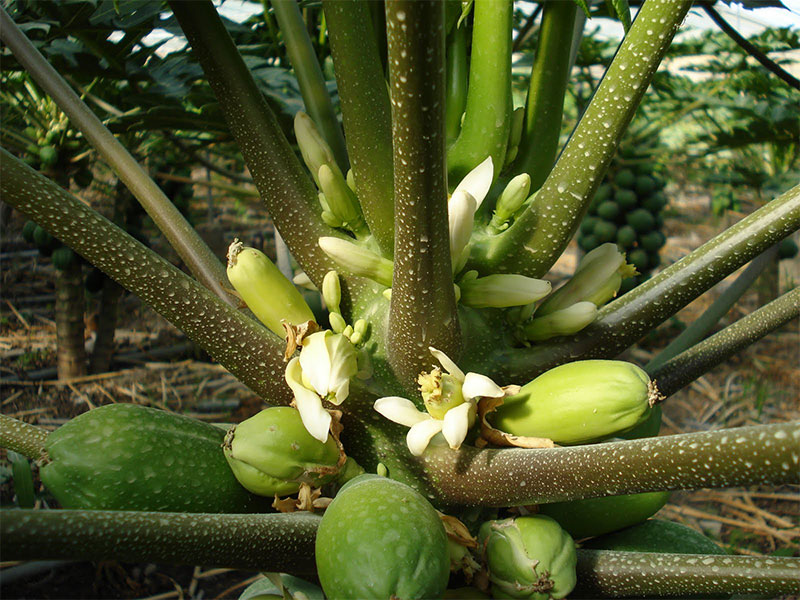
[490,359,661,445]
[318,237,394,287]
[223,407,341,497]
[322,270,341,314]
[523,301,597,341]
[318,164,367,236]
[294,111,335,187]
[490,173,531,231]
[460,274,551,308]
[536,243,633,316]
[479,515,576,600]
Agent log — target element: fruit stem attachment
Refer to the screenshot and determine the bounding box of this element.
[0,414,48,459]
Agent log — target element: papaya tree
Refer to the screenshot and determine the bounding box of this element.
[1,0,798,597]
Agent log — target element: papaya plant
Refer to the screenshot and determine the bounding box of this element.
[1,1,799,597]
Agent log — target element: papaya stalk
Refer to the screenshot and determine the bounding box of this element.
[0,510,320,576]
[418,422,799,506]
[0,414,47,459]
[573,550,800,597]
[385,0,461,389]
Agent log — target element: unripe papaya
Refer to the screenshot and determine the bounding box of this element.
[615,189,638,211]
[40,404,270,513]
[222,407,341,497]
[582,518,726,555]
[537,491,671,539]
[315,474,449,600]
[479,515,577,600]
[614,169,636,188]
[490,360,661,445]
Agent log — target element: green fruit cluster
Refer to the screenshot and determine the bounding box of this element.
[579,157,668,295]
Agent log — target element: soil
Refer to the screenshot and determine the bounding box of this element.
[0,180,797,599]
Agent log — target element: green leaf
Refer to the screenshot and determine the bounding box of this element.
[606,0,631,32]
[457,0,473,28]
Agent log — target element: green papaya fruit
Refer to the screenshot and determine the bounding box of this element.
[40,404,270,513]
[596,201,620,221]
[578,234,598,252]
[628,249,649,272]
[640,230,666,252]
[582,518,726,555]
[615,189,638,211]
[614,169,636,189]
[22,221,37,244]
[51,246,76,271]
[616,225,637,249]
[778,238,798,260]
[538,491,671,539]
[635,175,657,196]
[593,221,618,244]
[626,209,655,233]
[490,360,659,445]
[479,515,577,600]
[315,474,450,600]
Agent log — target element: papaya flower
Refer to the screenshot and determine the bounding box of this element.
[449,156,493,272]
[285,330,358,443]
[374,347,504,456]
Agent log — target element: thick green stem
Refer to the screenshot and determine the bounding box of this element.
[574,550,800,597]
[653,287,800,398]
[386,0,460,389]
[168,1,340,287]
[477,0,692,276]
[446,0,513,185]
[0,7,231,303]
[0,414,47,459]
[501,182,800,382]
[420,422,799,506]
[513,0,577,191]
[445,22,468,145]
[270,0,349,172]
[0,150,291,404]
[647,244,780,372]
[323,0,395,256]
[1,510,320,576]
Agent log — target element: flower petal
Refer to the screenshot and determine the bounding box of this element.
[285,357,331,442]
[406,418,444,456]
[448,190,477,268]
[374,396,429,427]
[442,401,473,450]
[429,347,465,381]
[462,372,505,400]
[299,331,332,397]
[453,156,493,208]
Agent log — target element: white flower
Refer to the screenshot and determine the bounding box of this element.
[373,347,503,456]
[448,157,493,272]
[285,330,358,442]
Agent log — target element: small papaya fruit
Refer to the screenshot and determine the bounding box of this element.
[490,360,661,445]
[315,474,450,600]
